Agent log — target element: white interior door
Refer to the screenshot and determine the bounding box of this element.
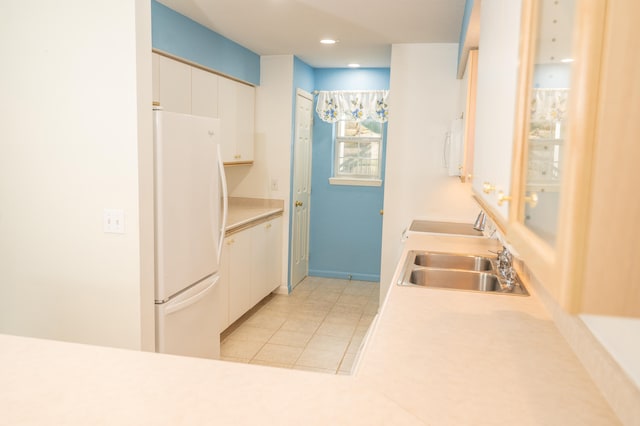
[290,89,313,289]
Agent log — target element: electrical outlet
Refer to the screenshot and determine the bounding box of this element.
[103,209,125,234]
[270,178,279,191]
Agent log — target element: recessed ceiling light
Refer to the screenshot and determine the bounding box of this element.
[348,63,361,68]
[320,39,337,45]
[561,58,574,63]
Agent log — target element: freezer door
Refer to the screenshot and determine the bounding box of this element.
[155,275,221,359]
[155,111,221,300]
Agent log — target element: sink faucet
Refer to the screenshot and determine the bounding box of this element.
[473,211,486,232]
[496,247,516,288]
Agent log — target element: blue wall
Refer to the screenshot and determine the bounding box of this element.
[308,68,390,282]
[151,1,390,282]
[293,57,315,94]
[151,1,260,85]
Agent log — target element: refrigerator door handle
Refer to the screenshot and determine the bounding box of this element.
[164,276,219,315]
[217,144,228,264]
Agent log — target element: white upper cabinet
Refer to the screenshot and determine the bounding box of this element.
[191,67,219,118]
[218,77,255,164]
[152,53,160,105]
[157,55,191,114]
[457,49,479,183]
[152,53,254,165]
[507,0,639,318]
[471,0,523,223]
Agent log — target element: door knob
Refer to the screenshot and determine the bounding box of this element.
[295,201,303,207]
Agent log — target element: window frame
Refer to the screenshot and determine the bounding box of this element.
[330,120,383,187]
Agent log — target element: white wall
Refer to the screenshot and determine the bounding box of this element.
[380,44,479,297]
[0,0,153,350]
[225,55,294,291]
[534,63,572,88]
[471,0,523,219]
[135,0,156,351]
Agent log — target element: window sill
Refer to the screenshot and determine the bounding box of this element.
[328,177,382,187]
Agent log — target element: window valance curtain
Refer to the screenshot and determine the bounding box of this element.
[315,90,390,123]
[531,88,569,122]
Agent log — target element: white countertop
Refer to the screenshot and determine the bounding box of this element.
[0,233,621,425]
[357,233,618,424]
[226,197,284,234]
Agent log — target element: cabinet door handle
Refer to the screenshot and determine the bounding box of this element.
[497,191,512,206]
[524,192,539,208]
[295,201,303,207]
[483,182,496,194]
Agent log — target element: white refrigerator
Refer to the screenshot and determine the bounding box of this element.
[153,108,227,359]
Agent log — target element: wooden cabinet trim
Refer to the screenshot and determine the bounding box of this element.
[506,0,619,315]
[152,49,256,88]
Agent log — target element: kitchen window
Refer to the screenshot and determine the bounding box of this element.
[330,119,383,187]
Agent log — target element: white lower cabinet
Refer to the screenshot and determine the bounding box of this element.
[217,237,230,331]
[265,217,283,297]
[223,229,251,327]
[250,217,282,306]
[221,216,282,329]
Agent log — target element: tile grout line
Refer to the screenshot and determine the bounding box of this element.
[261,279,332,371]
[222,277,378,373]
[286,284,340,372]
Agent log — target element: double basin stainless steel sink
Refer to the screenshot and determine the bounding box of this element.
[398,251,529,296]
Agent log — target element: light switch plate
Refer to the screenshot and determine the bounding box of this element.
[103,209,125,234]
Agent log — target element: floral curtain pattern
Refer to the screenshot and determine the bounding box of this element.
[530,88,569,123]
[315,90,390,123]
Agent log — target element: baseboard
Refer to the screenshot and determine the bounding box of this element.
[273,284,289,295]
[308,269,380,283]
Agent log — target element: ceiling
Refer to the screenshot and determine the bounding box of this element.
[156,0,466,68]
[536,0,575,64]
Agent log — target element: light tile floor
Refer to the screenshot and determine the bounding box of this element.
[220,276,379,375]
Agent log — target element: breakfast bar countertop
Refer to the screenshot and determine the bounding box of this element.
[0,233,623,425]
